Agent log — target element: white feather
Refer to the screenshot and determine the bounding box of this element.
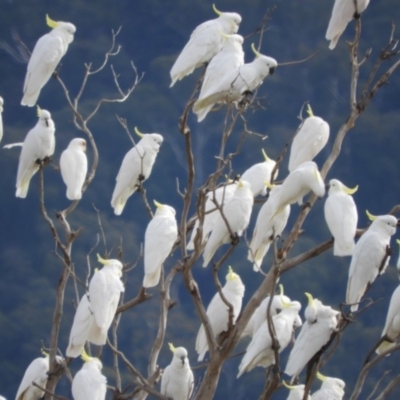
[88,259,124,337]
[60,138,88,200]
[288,116,329,172]
[202,181,253,267]
[161,347,194,400]
[170,11,242,87]
[285,303,339,379]
[272,161,325,210]
[326,0,369,50]
[324,179,358,256]
[15,109,55,198]
[248,185,290,271]
[66,294,105,358]
[346,215,397,312]
[312,376,345,400]
[377,284,400,355]
[143,204,178,288]
[195,270,245,361]
[72,359,106,400]
[238,301,301,378]
[111,133,163,215]
[193,54,277,122]
[187,182,237,251]
[286,384,311,400]
[22,20,76,106]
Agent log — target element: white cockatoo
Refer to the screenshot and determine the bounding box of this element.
[16,352,62,400]
[283,381,311,400]
[170,4,241,87]
[71,350,106,400]
[243,286,302,338]
[326,0,370,49]
[111,127,163,215]
[161,343,194,400]
[195,32,245,119]
[241,149,278,197]
[248,184,291,271]
[0,96,3,143]
[193,44,277,122]
[324,179,358,256]
[346,211,398,312]
[272,161,325,212]
[66,293,107,358]
[187,180,237,251]
[143,201,178,288]
[311,371,345,400]
[303,292,324,324]
[288,105,330,172]
[376,284,400,355]
[237,300,301,377]
[60,138,88,200]
[21,15,76,106]
[88,254,124,339]
[196,266,245,361]
[285,294,339,379]
[16,106,55,198]
[202,180,253,267]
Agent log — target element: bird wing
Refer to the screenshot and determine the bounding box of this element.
[347,231,387,307]
[60,148,87,200]
[16,357,48,400]
[66,294,95,357]
[23,34,64,101]
[72,369,107,400]
[285,319,334,377]
[324,193,357,256]
[382,285,400,339]
[325,0,355,48]
[160,365,172,396]
[143,215,178,287]
[170,20,221,85]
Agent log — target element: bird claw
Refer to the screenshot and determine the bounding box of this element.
[230,233,240,245]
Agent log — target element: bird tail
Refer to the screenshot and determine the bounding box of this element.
[143,268,162,288]
[376,340,395,356]
[67,189,82,201]
[21,91,40,107]
[66,342,84,358]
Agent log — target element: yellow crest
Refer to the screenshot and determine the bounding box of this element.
[134,126,144,138]
[46,14,59,29]
[169,342,176,353]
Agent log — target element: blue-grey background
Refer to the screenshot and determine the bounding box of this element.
[0,0,399,399]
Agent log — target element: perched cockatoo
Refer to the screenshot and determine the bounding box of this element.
[16,352,62,400]
[288,104,330,172]
[161,343,194,400]
[193,44,277,122]
[304,292,324,324]
[243,286,302,338]
[195,32,245,119]
[21,15,76,106]
[0,96,3,143]
[143,201,178,288]
[324,179,358,256]
[16,106,55,198]
[60,138,88,200]
[283,381,311,400]
[285,295,339,380]
[111,127,163,215]
[66,293,107,358]
[187,180,237,251]
[272,161,325,212]
[71,350,106,400]
[376,284,400,355]
[248,184,291,271]
[196,266,245,361]
[88,254,124,339]
[202,180,253,267]
[326,0,370,50]
[241,149,278,197]
[346,211,397,312]
[170,4,241,87]
[237,300,301,377]
[312,371,345,400]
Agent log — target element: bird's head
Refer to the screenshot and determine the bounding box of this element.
[169,343,189,366]
[213,4,242,34]
[154,200,176,217]
[97,254,123,276]
[37,105,52,127]
[251,43,278,75]
[81,349,103,371]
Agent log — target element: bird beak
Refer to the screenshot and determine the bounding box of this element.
[396,219,400,227]
[325,184,330,191]
[45,118,49,127]
[269,67,276,75]
[181,356,185,365]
